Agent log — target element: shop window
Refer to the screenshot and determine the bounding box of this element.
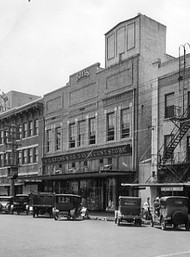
[89,117,96,145]
[165,93,175,118]
[121,108,131,138]
[69,123,75,148]
[55,127,61,151]
[78,120,85,147]
[107,112,115,141]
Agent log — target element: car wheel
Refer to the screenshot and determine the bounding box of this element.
[161,218,166,230]
[117,218,120,226]
[185,222,189,231]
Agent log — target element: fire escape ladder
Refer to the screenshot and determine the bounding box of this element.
[157,104,190,167]
[162,120,190,164]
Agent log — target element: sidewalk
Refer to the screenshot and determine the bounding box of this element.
[88,211,115,222]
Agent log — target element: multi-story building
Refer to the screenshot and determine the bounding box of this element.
[0,98,43,196]
[35,13,171,211]
[0,90,41,112]
[149,47,190,201]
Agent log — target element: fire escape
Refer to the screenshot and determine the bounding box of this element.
[157,44,190,183]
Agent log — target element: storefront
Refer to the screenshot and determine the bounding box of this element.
[34,171,134,212]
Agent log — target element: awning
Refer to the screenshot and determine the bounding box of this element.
[23,171,132,181]
[121,182,190,187]
[0,182,24,187]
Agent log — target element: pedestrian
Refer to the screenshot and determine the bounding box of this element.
[143,197,151,219]
[153,197,160,216]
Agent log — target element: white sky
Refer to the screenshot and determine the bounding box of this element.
[0,0,190,97]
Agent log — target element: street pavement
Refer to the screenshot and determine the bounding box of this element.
[0,214,190,257]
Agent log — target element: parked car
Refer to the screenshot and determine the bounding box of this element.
[151,196,189,230]
[52,194,82,220]
[115,196,142,226]
[0,196,14,214]
[31,192,55,218]
[11,194,30,215]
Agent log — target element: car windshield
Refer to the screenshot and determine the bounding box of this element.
[16,196,28,201]
[166,198,188,207]
[0,198,11,202]
[120,198,140,206]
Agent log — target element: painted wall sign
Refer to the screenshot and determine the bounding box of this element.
[76,70,90,81]
[43,144,132,165]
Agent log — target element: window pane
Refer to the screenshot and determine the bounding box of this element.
[107,113,114,141]
[69,123,75,148]
[55,127,61,150]
[78,121,85,147]
[121,108,130,138]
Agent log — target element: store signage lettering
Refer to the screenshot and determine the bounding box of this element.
[161,187,183,192]
[43,145,131,165]
[76,70,90,81]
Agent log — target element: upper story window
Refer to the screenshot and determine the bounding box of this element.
[28,148,33,163]
[107,112,115,141]
[17,125,22,140]
[34,119,39,135]
[165,93,175,118]
[69,123,75,148]
[0,154,3,167]
[78,120,85,147]
[55,127,61,151]
[23,149,27,164]
[107,34,115,60]
[89,117,96,145]
[0,130,3,144]
[28,121,33,137]
[127,22,135,50]
[46,129,51,152]
[18,151,22,165]
[23,122,28,138]
[121,108,131,138]
[33,147,38,163]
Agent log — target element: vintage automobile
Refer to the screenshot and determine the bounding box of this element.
[115,196,142,226]
[11,194,30,215]
[52,194,82,221]
[31,192,54,218]
[0,196,14,214]
[151,196,189,231]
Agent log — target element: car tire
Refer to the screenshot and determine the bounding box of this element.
[117,218,120,226]
[161,218,166,230]
[185,222,189,231]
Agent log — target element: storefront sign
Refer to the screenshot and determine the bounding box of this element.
[161,187,184,192]
[43,144,131,165]
[76,70,90,81]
